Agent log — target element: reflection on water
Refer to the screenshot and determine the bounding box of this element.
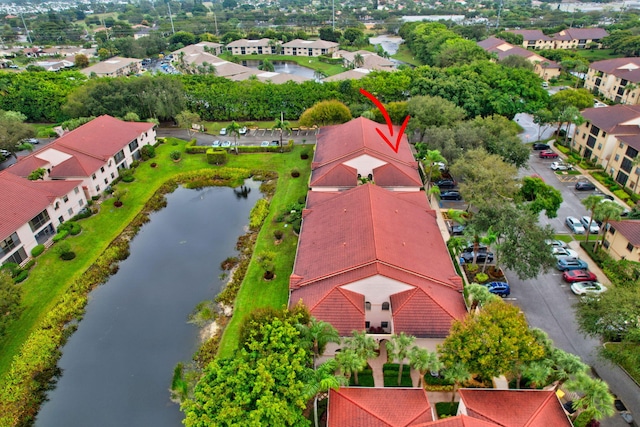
[242,60,316,79]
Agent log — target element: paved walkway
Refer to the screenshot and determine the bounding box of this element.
[368,341,387,387]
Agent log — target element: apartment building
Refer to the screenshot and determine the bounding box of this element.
[584,58,640,105]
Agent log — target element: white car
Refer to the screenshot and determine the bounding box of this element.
[239,127,248,135]
[260,141,270,147]
[580,216,600,234]
[571,281,607,296]
[221,141,231,148]
[550,162,573,171]
[0,149,11,157]
[565,216,585,234]
[219,128,227,135]
[552,247,579,259]
[545,239,568,249]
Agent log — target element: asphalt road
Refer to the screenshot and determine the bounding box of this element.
[510,151,639,427]
[156,126,318,146]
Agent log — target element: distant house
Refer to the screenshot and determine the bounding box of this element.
[80,56,142,77]
[603,220,640,261]
[34,59,75,72]
[226,70,310,83]
[584,58,640,105]
[289,184,466,339]
[336,49,395,70]
[573,105,640,191]
[507,27,608,50]
[310,117,423,191]
[477,37,560,81]
[132,24,151,40]
[282,39,338,56]
[173,41,224,57]
[226,38,275,55]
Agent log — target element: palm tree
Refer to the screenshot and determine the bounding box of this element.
[447,236,466,260]
[567,374,615,423]
[226,121,242,154]
[258,59,275,72]
[594,201,624,252]
[422,149,446,188]
[480,228,497,273]
[466,283,499,311]
[623,83,638,104]
[408,346,442,388]
[302,359,347,427]
[335,348,367,386]
[386,333,416,386]
[631,155,640,195]
[272,115,290,152]
[548,347,588,388]
[353,53,365,69]
[298,319,340,366]
[581,195,604,246]
[313,69,327,82]
[344,330,378,363]
[443,361,472,403]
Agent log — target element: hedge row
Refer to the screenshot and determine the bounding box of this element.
[0,167,257,427]
[206,149,227,165]
[249,199,270,230]
[185,138,207,154]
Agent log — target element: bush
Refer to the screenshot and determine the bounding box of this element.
[60,252,77,260]
[435,402,459,418]
[291,168,300,178]
[0,262,20,278]
[22,259,35,270]
[185,138,208,154]
[207,148,227,165]
[31,245,45,257]
[249,199,270,230]
[14,270,29,283]
[140,144,156,160]
[170,150,182,161]
[58,221,81,236]
[119,169,135,183]
[52,230,69,242]
[71,207,93,221]
[474,272,489,283]
[130,160,140,169]
[300,150,310,160]
[614,189,630,201]
[274,230,283,240]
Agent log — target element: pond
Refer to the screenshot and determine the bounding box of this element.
[35,180,262,427]
[241,60,317,79]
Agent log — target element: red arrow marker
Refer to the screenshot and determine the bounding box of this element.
[360,88,411,154]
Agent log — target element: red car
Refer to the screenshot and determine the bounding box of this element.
[563,270,597,282]
[539,150,559,159]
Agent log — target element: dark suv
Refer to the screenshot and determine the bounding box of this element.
[575,181,596,191]
[532,143,550,151]
[434,179,456,189]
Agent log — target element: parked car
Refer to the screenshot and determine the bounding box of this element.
[557,257,589,271]
[550,162,572,171]
[575,181,596,191]
[484,281,510,297]
[463,245,489,254]
[219,128,227,135]
[270,140,279,146]
[0,149,11,157]
[545,239,568,249]
[563,270,597,283]
[565,216,585,234]
[580,216,600,234]
[221,141,232,148]
[570,281,608,296]
[22,138,39,144]
[440,191,462,201]
[211,140,221,147]
[539,150,559,159]
[260,141,270,147]
[461,251,494,263]
[532,143,551,151]
[449,223,465,236]
[434,179,456,189]
[552,247,579,258]
[239,127,248,135]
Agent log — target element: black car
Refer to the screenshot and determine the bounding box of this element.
[463,245,489,254]
[461,251,494,263]
[532,143,550,151]
[434,179,456,189]
[575,181,596,191]
[449,223,465,235]
[440,191,462,200]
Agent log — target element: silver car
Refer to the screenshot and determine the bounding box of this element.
[565,216,585,234]
[580,216,600,234]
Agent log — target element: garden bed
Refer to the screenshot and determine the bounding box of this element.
[348,365,375,387]
[383,363,413,387]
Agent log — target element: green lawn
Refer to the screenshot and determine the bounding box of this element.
[219,53,346,76]
[602,342,640,384]
[0,138,311,380]
[553,234,574,243]
[383,363,413,387]
[348,366,375,387]
[391,45,423,67]
[576,48,622,62]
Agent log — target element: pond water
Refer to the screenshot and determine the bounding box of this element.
[369,35,404,56]
[241,60,317,79]
[35,180,262,427]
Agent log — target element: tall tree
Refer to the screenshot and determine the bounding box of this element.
[408,346,442,388]
[335,348,367,386]
[567,374,615,424]
[581,195,604,244]
[226,121,242,154]
[594,201,624,251]
[443,362,472,403]
[297,319,340,365]
[298,100,352,127]
[343,330,378,365]
[175,110,201,137]
[386,333,416,386]
[420,149,446,188]
[301,359,346,427]
[519,176,563,219]
[0,110,35,157]
[272,115,291,152]
[0,271,22,338]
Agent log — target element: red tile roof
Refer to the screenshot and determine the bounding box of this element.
[617,134,640,152]
[581,104,640,134]
[458,389,572,427]
[554,28,608,41]
[7,156,48,177]
[328,388,433,427]
[476,38,560,69]
[0,171,82,240]
[506,29,552,42]
[310,163,358,187]
[414,415,499,427]
[55,115,153,161]
[589,58,640,84]
[609,220,640,247]
[291,185,460,289]
[305,287,365,335]
[311,117,421,188]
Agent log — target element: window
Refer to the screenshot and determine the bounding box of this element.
[590,125,600,136]
[29,210,50,232]
[108,160,112,167]
[74,187,79,194]
[114,150,125,164]
[626,147,639,158]
[54,202,60,210]
[58,216,64,224]
[621,158,633,173]
[382,302,390,311]
[0,232,21,256]
[101,166,105,173]
[128,140,139,152]
[79,199,84,206]
[111,172,115,179]
[96,185,100,192]
[365,302,371,311]
[4,247,27,265]
[104,178,108,185]
[63,195,69,203]
[365,321,370,329]
[620,142,625,149]
[381,322,389,328]
[68,208,73,215]
[627,242,634,252]
[92,173,96,180]
[597,143,602,150]
[615,154,620,162]
[609,226,616,235]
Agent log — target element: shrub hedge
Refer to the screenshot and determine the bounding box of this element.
[185,139,207,154]
[31,245,45,258]
[51,230,68,242]
[249,199,270,230]
[206,149,227,165]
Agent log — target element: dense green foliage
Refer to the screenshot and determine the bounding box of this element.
[0,272,22,338]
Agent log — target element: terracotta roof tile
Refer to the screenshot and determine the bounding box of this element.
[616,134,640,152]
[311,163,359,187]
[581,104,640,133]
[458,389,572,427]
[413,414,499,426]
[373,163,424,187]
[309,288,365,335]
[609,220,640,246]
[6,156,49,177]
[506,29,552,41]
[328,388,433,427]
[589,58,640,84]
[554,28,608,41]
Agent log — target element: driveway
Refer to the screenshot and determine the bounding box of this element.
[509,149,639,426]
[0,137,56,171]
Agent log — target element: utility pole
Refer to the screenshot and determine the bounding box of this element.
[167,1,176,35]
[332,0,335,31]
[213,12,218,36]
[20,13,32,44]
[495,0,503,29]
